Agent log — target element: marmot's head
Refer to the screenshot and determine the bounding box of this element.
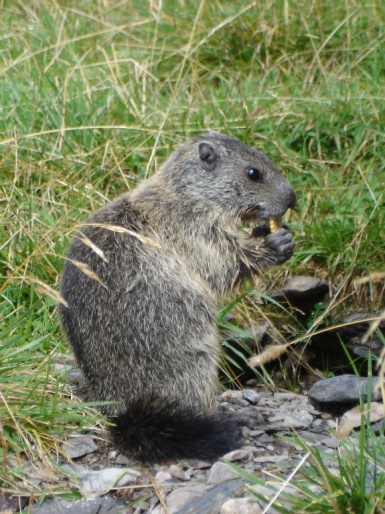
[160,132,296,222]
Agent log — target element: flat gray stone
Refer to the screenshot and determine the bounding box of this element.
[308,375,381,403]
[31,497,125,514]
[176,479,245,514]
[62,436,98,459]
[253,454,289,464]
[152,485,210,514]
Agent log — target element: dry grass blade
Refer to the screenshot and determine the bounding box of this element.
[80,223,163,250]
[24,276,68,307]
[77,232,108,262]
[65,259,107,288]
[355,272,385,285]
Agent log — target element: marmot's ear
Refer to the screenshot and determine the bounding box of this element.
[198,142,217,166]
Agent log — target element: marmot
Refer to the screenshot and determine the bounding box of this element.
[59,132,296,463]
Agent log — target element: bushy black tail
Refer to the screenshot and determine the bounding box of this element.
[109,398,242,463]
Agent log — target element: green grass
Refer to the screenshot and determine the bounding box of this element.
[1,0,385,508]
[235,404,385,513]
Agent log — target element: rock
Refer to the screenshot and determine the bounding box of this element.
[267,408,314,430]
[115,454,132,465]
[184,459,212,469]
[31,497,126,514]
[207,462,238,485]
[1,490,29,513]
[311,312,385,366]
[222,450,250,462]
[248,429,264,437]
[254,484,298,512]
[177,479,245,514]
[234,407,265,429]
[274,392,305,402]
[269,276,329,310]
[152,485,210,514]
[169,464,191,481]
[78,467,141,493]
[154,470,172,483]
[242,389,260,404]
[220,497,263,514]
[221,390,243,401]
[253,454,289,465]
[335,312,384,359]
[308,375,381,404]
[62,436,98,459]
[320,436,339,449]
[221,390,249,407]
[60,461,87,476]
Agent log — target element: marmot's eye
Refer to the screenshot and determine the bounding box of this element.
[246,167,262,181]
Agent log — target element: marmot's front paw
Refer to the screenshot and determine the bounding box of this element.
[265,228,295,264]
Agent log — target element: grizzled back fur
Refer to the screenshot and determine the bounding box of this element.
[59,132,296,463]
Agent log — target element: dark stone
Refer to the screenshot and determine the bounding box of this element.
[0,490,29,512]
[176,478,245,514]
[308,375,381,404]
[269,275,329,311]
[335,312,385,359]
[309,312,385,371]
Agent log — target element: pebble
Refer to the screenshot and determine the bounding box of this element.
[176,479,245,514]
[222,450,250,462]
[242,389,261,404]
[207,462,238,485]
[220,497,263,514]
[152,485,210,514]
[116,453,133,465]
[154,471,172,483]
[169,464,191,481]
